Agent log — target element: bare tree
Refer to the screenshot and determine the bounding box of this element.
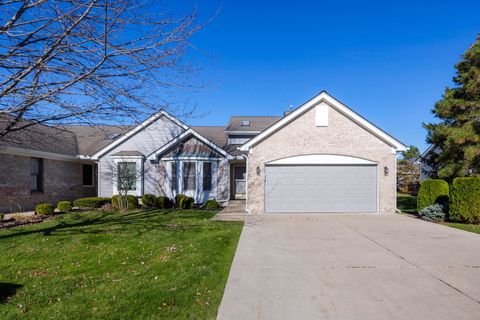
[101,157,147,210]
[0,0,204,138]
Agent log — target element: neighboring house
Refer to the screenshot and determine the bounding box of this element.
[0,119,122,212]
[0,91,407,214]
[418,145,441,180]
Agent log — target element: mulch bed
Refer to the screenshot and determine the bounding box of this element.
[0,215,56,230]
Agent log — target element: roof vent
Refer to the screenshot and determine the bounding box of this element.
[106,133,120,140]
[240,120,250,127]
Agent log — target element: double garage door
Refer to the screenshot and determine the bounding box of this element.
[265,165,378,213]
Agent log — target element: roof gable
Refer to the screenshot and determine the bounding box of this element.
[148,128,232,160]
[91,110,189,159]
[239,91,407,152]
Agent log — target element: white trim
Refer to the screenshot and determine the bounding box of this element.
[266,154,377,166]
[92,110,189,159]
[148,128,232,160]
[0,146,88,162]
[111,156,144,197]
[239,91,407,152]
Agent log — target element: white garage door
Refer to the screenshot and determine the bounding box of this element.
[265,165,378,213]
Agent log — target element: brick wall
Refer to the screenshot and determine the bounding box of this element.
[246,105,397,214]
[0,154,97,213]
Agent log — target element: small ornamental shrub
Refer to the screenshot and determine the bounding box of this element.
[0,213,4,220]
[35,203,54,215]
[112,195,139,210]
[203,199,222,210]
[417,179,449,211]
[418,204,446,222]
[73,197,111,208]
[157,196,172,209]
[449,177,480,224]
[180,196,195,209]
[175,194,187,207]
[141,194,157,208]
[56,201,73,212]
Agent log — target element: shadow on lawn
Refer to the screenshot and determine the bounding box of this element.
[0,282,22,303]
[0,210,217,240]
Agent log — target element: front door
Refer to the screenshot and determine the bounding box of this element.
[233,165,246,199]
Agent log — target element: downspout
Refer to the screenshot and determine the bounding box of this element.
[394,150,402,213]
[241,153,251,214]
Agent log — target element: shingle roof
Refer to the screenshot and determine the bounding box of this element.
[111,150,144,157]
[225,116,282,132]
[0,117,78,156]
[61,125,129,156]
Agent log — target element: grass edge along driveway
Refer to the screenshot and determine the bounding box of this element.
[0,209,243,320]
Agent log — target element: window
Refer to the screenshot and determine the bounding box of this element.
[203,162,212,191]
[171,162,177,192]
[183,162,196,191]
[117,162,137,191]
[30,158,43,191]
[82,164,94,186]
[240,120,250,126]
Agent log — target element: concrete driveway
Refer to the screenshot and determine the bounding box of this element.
[217,214,480,320]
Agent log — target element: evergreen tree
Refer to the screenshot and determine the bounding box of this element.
[424,34,480,181]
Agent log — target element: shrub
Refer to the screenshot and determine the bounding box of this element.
[417,179,449,211]
[203,199,222,210]
[175,194,187,207]
[449,177,480,224]
[35,203,54,215]
[141,194,157,208]
[112,195,139,210]
[56,201,72,212]
[180,196,195,209]
[418,204,446,222]
[73,197,111,208]
[0,213,4,221]
[157,196,172,209]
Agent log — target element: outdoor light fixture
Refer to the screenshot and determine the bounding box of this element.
[384,166,389,176]
[256,166,261,176]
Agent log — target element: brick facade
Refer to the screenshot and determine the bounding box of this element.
[246,105,397,214]
[0,154,96,213]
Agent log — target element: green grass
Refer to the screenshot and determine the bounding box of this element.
[397,193,418,214]
[0,210,243,319]
[444,223,480,234]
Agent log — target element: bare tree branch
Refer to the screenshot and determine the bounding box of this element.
[0,0,205,138]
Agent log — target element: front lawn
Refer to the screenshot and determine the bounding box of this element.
[0,210,243,319]
[444,223,480,235]
[397,193,417,214]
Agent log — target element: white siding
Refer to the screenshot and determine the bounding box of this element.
[98,116,185,197]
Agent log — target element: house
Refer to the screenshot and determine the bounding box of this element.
[418,145,441,180]
[0,91,407,214]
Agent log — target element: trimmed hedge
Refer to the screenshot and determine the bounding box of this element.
[449,177,480,224]
[112,195,139,210]
[203,199,222,210]
[417,179,449,211]
[157,196,172,209]
[73,197,111,208]
[141,194,157,208]
[180,196,195,209]
[56,201,73,212]
[36,203,54,215]
[175,194,187,208]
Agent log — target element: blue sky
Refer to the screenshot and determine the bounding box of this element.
[165,1,480,152]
